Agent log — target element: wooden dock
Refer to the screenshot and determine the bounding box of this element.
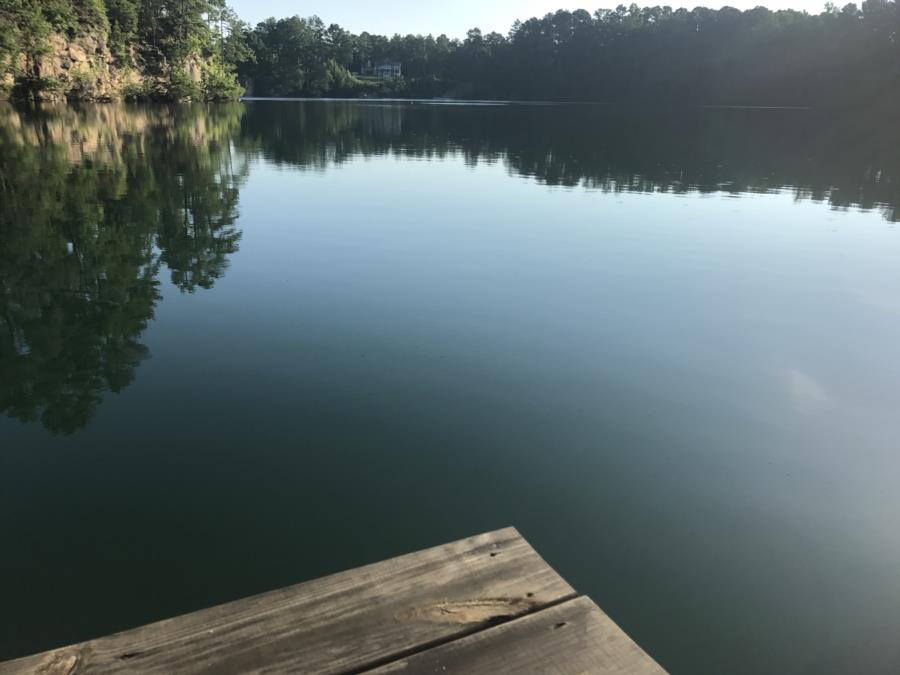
[0,528,667,674]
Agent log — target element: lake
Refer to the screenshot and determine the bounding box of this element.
[1,100,899,675]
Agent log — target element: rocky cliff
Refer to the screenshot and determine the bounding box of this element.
[2,33,230,102]
[23,33,139,101]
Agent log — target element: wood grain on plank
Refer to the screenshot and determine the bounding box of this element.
[370,596,668,675]
[0,528,575,675]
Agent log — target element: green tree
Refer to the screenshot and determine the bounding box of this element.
[105,0,139,59]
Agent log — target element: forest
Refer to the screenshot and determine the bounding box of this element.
[238,2,900,106]
[0,1,899,104]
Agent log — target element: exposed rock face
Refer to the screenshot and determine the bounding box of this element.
[22,33,140,101]
[185,55,204,85]
[2,32,224,102]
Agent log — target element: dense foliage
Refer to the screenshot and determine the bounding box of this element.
[238,2,900,106]
[2,2,899,103]
[0,0,246,100]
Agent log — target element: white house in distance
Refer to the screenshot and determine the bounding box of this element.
[362,62,402,79]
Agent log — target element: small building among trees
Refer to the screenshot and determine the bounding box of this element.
[362,62,402,79]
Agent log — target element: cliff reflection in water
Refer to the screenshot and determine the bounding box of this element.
[2,100,899,434]
[0,104,246,434]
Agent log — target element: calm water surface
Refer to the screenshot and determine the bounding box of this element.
[2,101,900,674]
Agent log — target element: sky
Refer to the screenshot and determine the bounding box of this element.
[228,0,830,38]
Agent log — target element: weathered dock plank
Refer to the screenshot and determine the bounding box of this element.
[370,596,666,674]
[0,528,577,675]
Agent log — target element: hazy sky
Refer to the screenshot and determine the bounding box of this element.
[228,0,829,38]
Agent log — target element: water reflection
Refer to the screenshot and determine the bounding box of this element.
[1,100,898,433]
[0,104,246,433]
[3,101,899,675]
[240,101,900,221]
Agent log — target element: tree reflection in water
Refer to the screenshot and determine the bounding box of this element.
[3,100,898,433]
[0,104,246,433]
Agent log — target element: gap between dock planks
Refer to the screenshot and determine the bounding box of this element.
[0,527,668,674]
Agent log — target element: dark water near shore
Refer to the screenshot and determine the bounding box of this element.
[2,101,900,674]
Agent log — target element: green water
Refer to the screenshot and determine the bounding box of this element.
[2,101,900,674]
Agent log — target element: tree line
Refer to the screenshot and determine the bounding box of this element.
[2,1,899,104]
[234,2,900,106]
